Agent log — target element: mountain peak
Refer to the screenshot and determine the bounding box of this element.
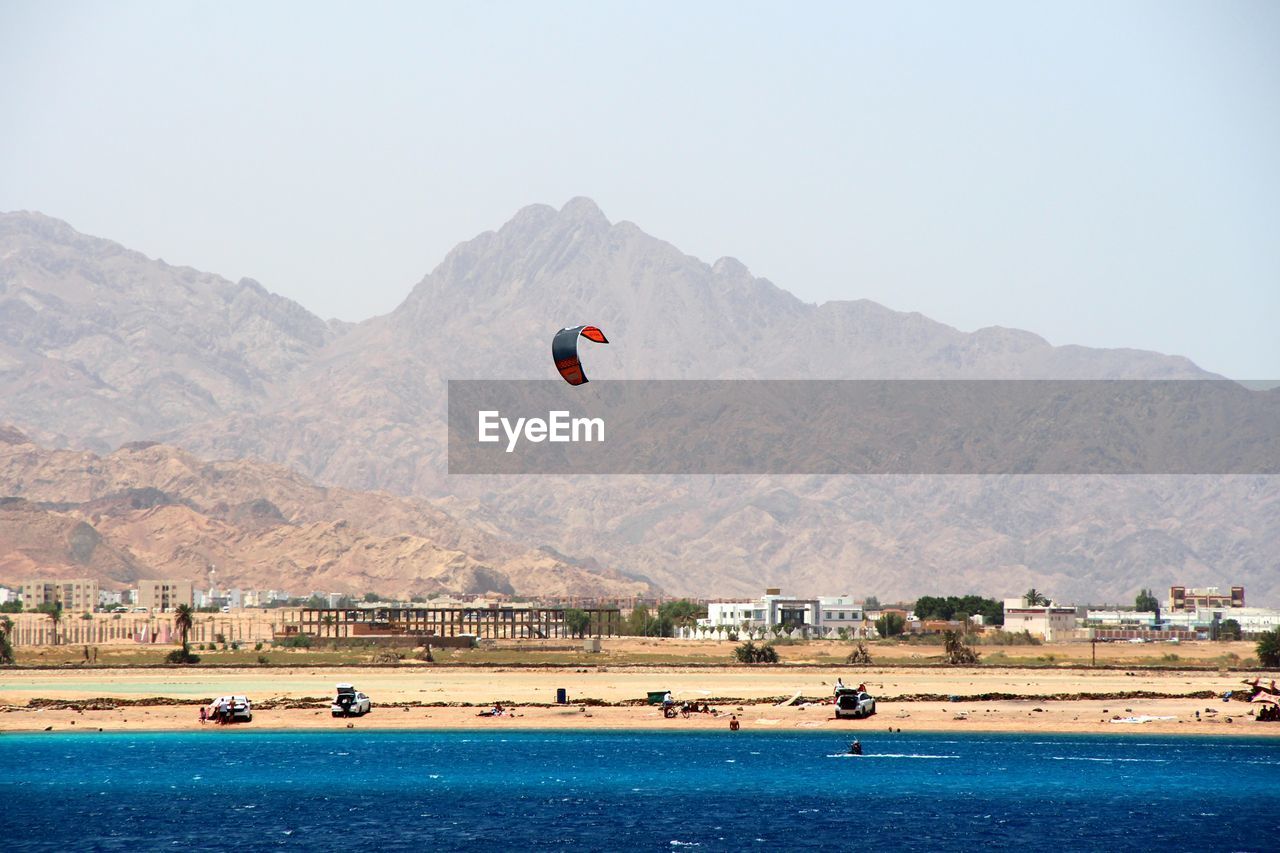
[712,256,749,277]
[558,196,609,226]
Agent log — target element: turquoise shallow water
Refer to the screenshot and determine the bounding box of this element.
[1,729,1277,851]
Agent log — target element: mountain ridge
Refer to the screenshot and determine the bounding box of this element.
[2,200,1271,604]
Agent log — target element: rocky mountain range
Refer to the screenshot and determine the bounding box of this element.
[0,425,649,599]
[1,202,1275,603]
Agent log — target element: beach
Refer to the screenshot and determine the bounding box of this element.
[3,660,1275,736]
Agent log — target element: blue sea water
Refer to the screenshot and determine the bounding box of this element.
[1,729,1277,851]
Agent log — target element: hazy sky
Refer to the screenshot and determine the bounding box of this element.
[2,1,1277,377]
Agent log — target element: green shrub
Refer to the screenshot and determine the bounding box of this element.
[165,650,200,664]
[1257,629,1280,667]
[733,640,780,664]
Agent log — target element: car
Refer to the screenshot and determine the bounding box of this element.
[331,683,372,717]
[834,688,876,720]
[208,695,253,723]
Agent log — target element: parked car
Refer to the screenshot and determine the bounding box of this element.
[834,688,876,719]
[331,684,372,717]
[208,695,253,723]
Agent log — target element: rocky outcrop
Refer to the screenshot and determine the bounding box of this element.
[0,431,651,599]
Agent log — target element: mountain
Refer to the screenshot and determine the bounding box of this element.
[1,201,1275,604]
[0,211,333,453]
[0,426,651,599]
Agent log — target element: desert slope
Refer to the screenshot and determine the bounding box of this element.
[0,427,650,599]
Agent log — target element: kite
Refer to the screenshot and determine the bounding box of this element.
[552,324,609,385]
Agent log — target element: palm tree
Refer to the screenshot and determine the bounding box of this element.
[40,601,63,645]
[0,615,15,665]
[943,630,980,664]
[1023,588,1049,607]
[173,604,195,660]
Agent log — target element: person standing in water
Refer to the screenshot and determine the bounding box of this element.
[848,739,863,755]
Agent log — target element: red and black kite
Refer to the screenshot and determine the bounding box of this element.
[552,324,609,385]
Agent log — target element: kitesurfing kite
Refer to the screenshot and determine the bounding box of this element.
[552,324,608,385]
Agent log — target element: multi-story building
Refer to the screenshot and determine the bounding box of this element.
[20,578,99,613]
[817,596,870,638]
[136,580,193,613]
[1002,598,1078,641]
[1168,586,1244,612]
[698,589,845,636]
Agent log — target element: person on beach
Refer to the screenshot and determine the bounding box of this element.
[729,715,740,731]
[662,691,674,713]
[199,705,207,724]
[834,678,845,695]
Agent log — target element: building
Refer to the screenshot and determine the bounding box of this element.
[699,589,822,635]
[1002,598,1078,641]
[136,580,193,613]
[1084,609,1159,629]
[817,596,869,638]
[0,586,16,605]
[20,578,99,613]
[1168,586,1244,612]
[98,589,124,608]
[1162,607,1280,637]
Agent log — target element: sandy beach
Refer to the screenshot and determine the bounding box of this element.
[3,662,1276,736]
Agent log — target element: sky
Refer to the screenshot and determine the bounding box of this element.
[1,1,1277,378]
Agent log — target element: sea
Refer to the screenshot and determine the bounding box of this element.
[1,729,1277,851]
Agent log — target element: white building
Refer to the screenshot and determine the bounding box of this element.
[0,586,16,605]
[1084,609,1158,629]
[1163,607,1280,637]
[817,596,871,638]
[1002,598,1078,641]
[699,589,820,635]
[694,590,873,638]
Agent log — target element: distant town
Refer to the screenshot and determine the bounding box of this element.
[1,577,1276,649]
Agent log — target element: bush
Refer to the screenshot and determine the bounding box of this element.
[979,629,1042,646]
[230,641,240,651]
[1257,628,1280,667]
[943,631,980,665]
[733,640,780,664]
[280,634,312,649]
[846,643,873,665]
[372,648,404,664]
[254,642,264,651]
[165,650,200,664]
[256,655,269,664]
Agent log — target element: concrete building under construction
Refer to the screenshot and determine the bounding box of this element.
[295,603,622,641]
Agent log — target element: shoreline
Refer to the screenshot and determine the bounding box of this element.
[3,661,1277,736]
[4,700,1277,736]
